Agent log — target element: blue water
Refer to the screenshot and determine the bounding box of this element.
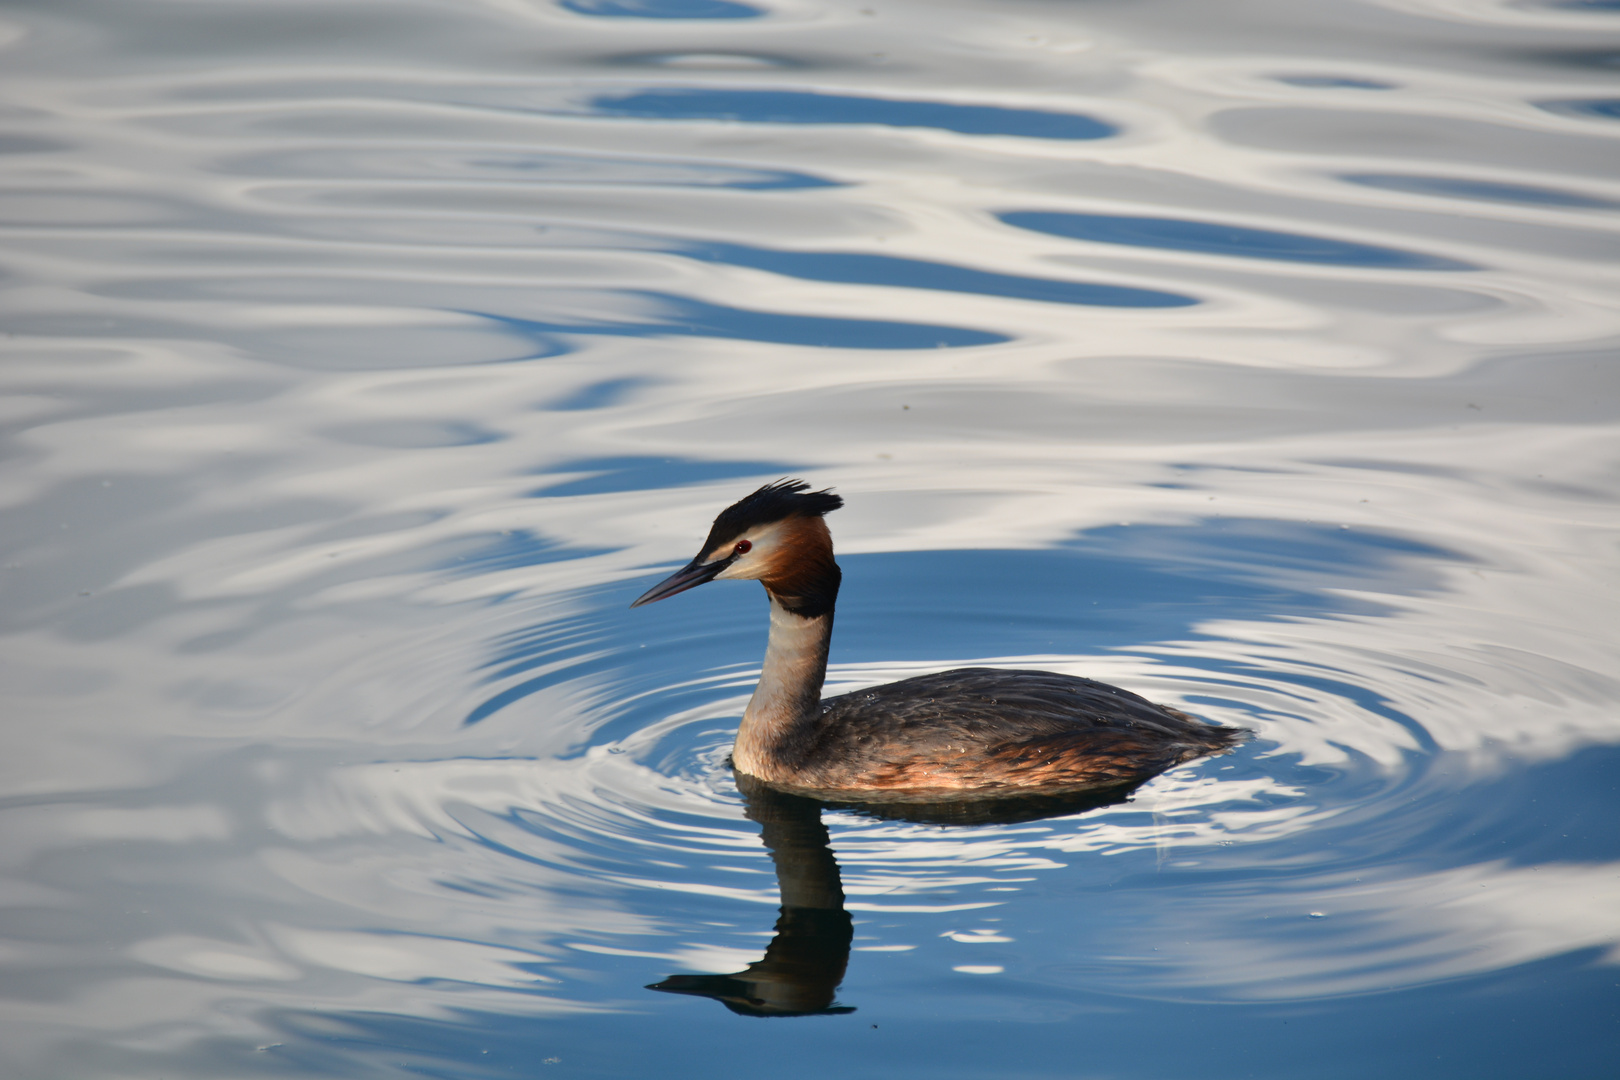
[998,211,1479,270]
[1,1,1618,1077]
[587,88,1119,140]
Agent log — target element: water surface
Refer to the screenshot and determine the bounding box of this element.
[1,0,1618,1077]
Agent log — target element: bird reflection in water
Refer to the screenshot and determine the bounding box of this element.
[646,773,1140,1017]
[638,481,1245,1014]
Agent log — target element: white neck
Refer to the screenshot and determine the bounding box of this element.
[733,595,832,781]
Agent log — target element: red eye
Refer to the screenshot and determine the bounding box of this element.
[734,540,752,554]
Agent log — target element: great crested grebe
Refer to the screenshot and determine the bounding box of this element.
[632,480,1247,798]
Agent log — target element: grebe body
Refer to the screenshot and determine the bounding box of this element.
[633,480,1246,798]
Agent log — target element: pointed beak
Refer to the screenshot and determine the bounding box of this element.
[630,555,727,608]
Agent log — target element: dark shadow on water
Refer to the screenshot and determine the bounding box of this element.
[1342,172,1620,210]
[476,293,1006,351]
[999,211,1477,270]
[647,775,1143,1017]
[1273,74,1396,89]
[669,239,1197,308]
[1536,97,1620,121]
[563,0,765,17]
[589,88,1117,140]
[538,376,654,411]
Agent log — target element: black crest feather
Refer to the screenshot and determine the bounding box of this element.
[703,479,842,551]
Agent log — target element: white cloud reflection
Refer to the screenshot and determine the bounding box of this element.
[1122,859,1620,1001]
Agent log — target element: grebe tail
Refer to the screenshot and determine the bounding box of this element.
[633,480,1247,797]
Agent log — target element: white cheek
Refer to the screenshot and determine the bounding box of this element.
[711,523,785,580]
[714,555,764,581]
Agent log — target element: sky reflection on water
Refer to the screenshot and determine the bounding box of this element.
[0,0,1618,1077]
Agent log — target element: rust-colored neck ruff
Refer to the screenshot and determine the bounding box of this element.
[756,516,840,619]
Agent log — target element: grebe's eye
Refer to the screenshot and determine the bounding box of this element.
[733,540,752,555]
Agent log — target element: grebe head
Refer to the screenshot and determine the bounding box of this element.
[630,479,842,612]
